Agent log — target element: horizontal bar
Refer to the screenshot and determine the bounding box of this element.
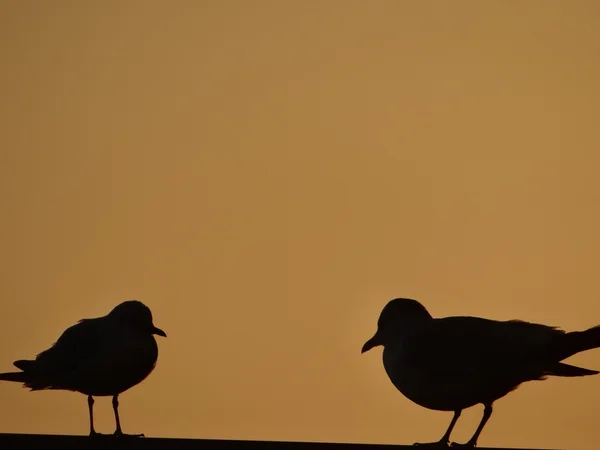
[0,434,562,450]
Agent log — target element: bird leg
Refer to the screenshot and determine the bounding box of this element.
[414,410,461,448]
[450,404,493,448]
[112,394,144,437]
[88,395,99,437]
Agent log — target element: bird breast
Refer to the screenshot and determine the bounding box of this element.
[382,342,502,411]
[71,328,159,397]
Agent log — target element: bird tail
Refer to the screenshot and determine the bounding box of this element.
[0,372,29,383]
[13,359,36,372]
[545,325,600,377]
[560,325,600,360]
[546,362,599,377]
[0,360,37,384]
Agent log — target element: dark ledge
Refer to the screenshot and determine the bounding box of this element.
[0,434,562,450]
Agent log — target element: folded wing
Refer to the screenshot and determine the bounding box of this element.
[404,316,567,379]
[14,317,107,391]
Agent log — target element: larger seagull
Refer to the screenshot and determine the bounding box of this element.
[0,300,166,437]
[361,298,600,448]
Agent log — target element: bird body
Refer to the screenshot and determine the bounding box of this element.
[0,300,166,436]
[362,298,600,448]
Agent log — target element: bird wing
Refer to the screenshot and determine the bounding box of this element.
[25,317,108,389]
[403,316,564,375]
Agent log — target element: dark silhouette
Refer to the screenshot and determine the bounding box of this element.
[361,298,600,448]
[0,300,166,437]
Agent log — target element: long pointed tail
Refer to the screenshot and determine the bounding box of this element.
[0,359,37,384]
[560,325,600,360]
[0,372,29,383]
[545,327,600,378]
[547,362,599,377]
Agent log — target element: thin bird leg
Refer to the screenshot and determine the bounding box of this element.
[112,394,144,437]
[414,410,461,447]
[451,404,493,448]
[87,395,98,436]
[440,410,462,444]
[112,395,123,436]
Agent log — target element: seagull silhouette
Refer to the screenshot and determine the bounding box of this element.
[0,300,166,437]
[361,298,600,448]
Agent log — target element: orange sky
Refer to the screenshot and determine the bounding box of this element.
[1,1,600,449]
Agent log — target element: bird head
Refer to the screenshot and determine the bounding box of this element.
[361,298,431,353]
[109,300,167,337]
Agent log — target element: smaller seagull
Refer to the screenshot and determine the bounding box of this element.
[0,300,166,437]
[361,298,600,448]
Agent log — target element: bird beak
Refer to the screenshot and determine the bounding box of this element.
[361,333,380,353]
[152,326,167,337]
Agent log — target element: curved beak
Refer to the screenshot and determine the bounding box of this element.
[361,333,380,353]
[152,325,167,337]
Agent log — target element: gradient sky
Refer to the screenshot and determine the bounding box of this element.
[1,1,600,449]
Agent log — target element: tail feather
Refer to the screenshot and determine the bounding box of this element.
[13,359,36,372]
[0,372,30,383]
[559,325,600,360]
[547,362,599,377]
[0,359,37,385]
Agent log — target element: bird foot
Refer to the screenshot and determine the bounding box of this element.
[89,431,112,438]
[113,431,145,438]
[413,442,449,448]
[449,442,476,448]
[90,431,145,438]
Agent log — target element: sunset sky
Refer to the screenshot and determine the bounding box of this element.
[1,1,600,449]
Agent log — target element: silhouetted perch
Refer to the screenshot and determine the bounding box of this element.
[0,434,562,450]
